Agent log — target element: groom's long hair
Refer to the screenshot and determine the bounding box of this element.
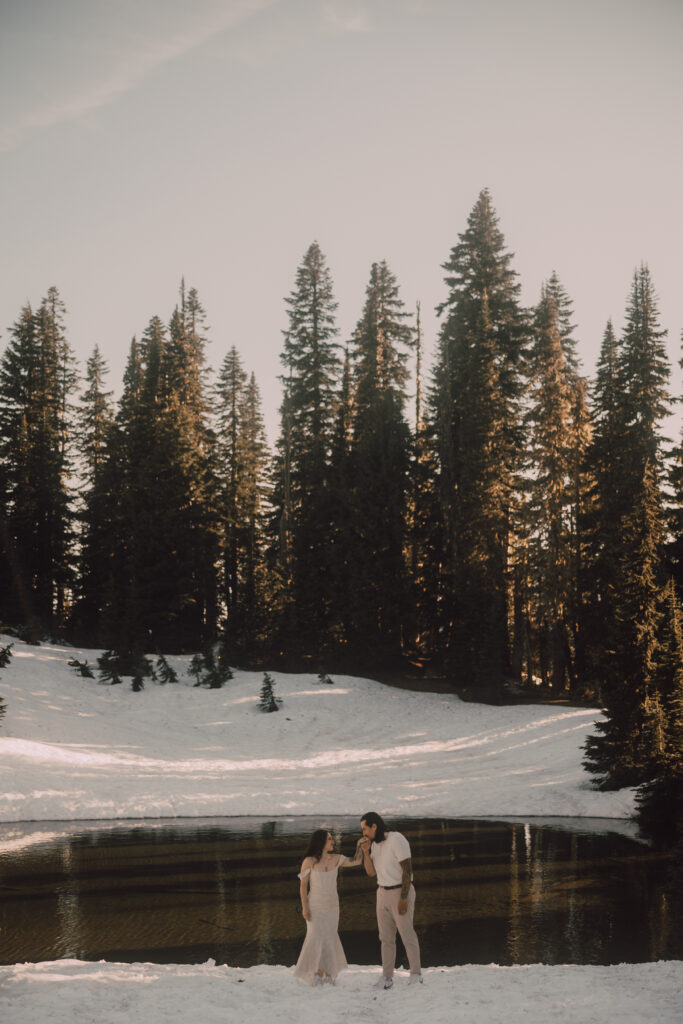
[361,811,387,843]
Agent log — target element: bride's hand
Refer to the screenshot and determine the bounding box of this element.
[302,906,311,921]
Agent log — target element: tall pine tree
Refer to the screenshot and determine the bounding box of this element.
[405,302,441,658]
[0,289,76,633]
[433,190,529,688]
[345,260,414,661]
[233,372,270,650]
[215,346,249,633]
[272,242,341,657]
[584,265,671,787]
[523,282,576,689]
[73,346,115,640]
[99,286,219,654]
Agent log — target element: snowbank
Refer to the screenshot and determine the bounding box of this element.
[0,636,635,822]
[1,959,681,1024]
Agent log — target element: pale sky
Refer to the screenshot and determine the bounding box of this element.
[2,0,682,439]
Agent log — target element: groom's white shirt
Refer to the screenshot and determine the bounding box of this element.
[370,831,412,886]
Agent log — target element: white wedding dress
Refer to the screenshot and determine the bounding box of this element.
[293,855,348,984]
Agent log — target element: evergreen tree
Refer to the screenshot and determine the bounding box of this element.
[155,653,178,684]
[566,377,593,688]
[523,282,576,690]
[584,266,671,788]
[635,578,683,845]
[100,287,220,653]
[667,328,683,593]
[582,320,623,686]
[215,354,270,655]
[545,270,581,374]
[0,646,6,722]
[0,289,76,632]
[92,346,136,651]
[326,348,356,649]
[189,643,233,688]
[164,288,220,645]
[97,650,123,685]
[345,260,413,659]
[68,658,95,678]
[405,302,441,658]
[115,319,169,654]
[189,652,204,687]
[73,346,115,640]
[233,372,270,650]
[78,347,113,486]
[215,346,248,631]
[259,671,281,712]
[272,242,341,656]
[433,190,529,687]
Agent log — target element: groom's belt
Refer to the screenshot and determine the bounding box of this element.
[378,883,402,890]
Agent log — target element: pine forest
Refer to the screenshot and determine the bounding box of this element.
[1,190,682,836]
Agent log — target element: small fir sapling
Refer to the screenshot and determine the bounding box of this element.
[0,643,12,722]
[259,672,282,712]
[16,625,41,645]
[96,649,153,688]
[129,653,154,692]
[68,658,95,678]
[317,670,334,685]
[189,653,204,687]
[188,646,233,688]
[155,654,178,684]
[97,650,123,685]
[201,644,233,688]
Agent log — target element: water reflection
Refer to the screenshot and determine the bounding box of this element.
[0,817,679,967]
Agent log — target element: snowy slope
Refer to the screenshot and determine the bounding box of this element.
[0,635,635,823]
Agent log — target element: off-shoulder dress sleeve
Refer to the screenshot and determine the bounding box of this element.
[298,866,312,879]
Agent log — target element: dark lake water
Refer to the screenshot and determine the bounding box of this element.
[1,817,681,968]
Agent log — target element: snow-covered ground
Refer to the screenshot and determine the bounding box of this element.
[0,636,635,823]
[1,636,680,1023]
[1,960,681,1024]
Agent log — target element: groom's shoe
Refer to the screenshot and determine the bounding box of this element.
[408,974,424,985]
[373,977,393,990]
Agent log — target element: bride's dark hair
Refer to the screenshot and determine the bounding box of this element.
[304,828,330,862]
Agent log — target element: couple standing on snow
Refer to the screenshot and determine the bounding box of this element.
[293,811,423,990]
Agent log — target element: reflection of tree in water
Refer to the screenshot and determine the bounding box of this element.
[564,832,585,962]
[654,842,683,959]
[506,825,523,962]
[56,839,85,959]
[212,843,231,964]
[254,865,276,965]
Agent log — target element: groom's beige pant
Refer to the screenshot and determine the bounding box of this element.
[376,884,421,979]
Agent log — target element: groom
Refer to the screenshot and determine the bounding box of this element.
[359,811,423,990]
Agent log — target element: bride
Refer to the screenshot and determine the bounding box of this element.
[293,828,363,986]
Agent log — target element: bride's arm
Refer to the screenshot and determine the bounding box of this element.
[338,841,364,868]
[299,858,312,919]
